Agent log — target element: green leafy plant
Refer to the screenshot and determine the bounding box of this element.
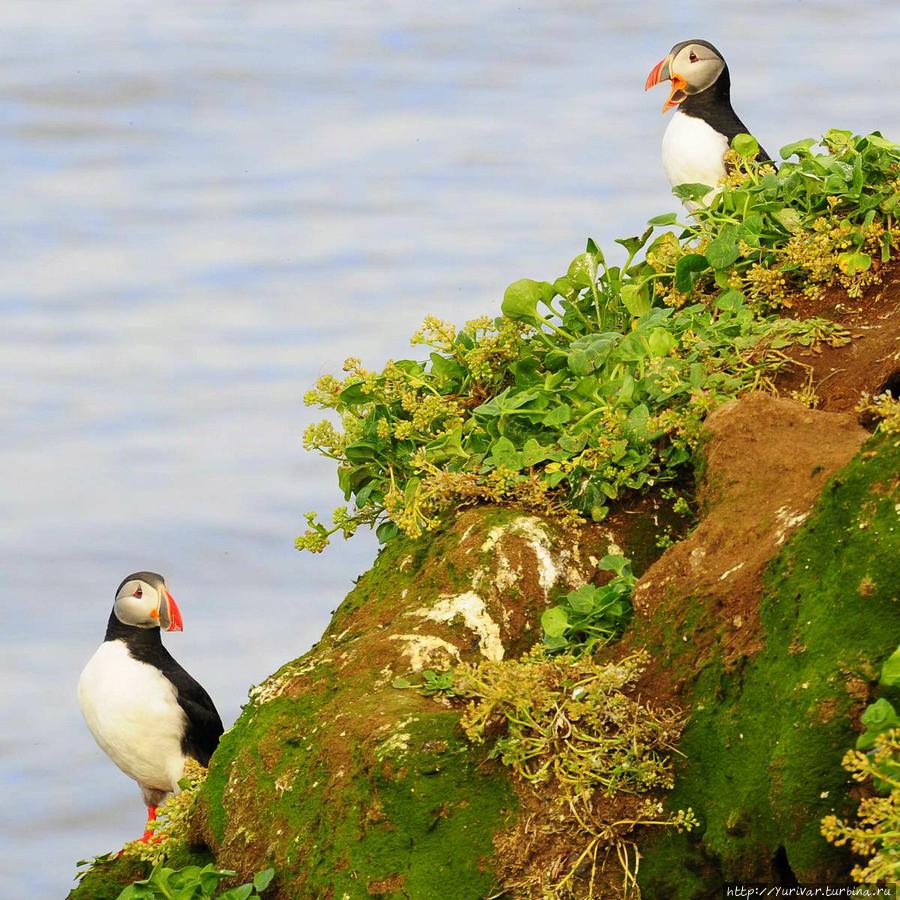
[117,864,274,900]
[391,668,460,697]
[858,391,900,434]
[541,554,634,654]
[881,645,900,687]
[296,131,898,554]
[855,644,900,751]
[857,698,899,752]
[822,644,900,884]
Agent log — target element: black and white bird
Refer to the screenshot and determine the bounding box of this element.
[644,39,770,201]
[78,572,223,841]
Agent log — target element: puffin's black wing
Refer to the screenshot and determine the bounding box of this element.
[165,665,225,766]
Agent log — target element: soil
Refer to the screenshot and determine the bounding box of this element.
[631,394,866,669]
[778,265,900,414]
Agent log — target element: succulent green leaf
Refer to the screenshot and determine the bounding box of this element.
[501,278,542,321]
[880,646,900,687]
[253,868,276,892]
[673,183,713,203]
[541,606,569,638]
[620,283,653,318]
[732,133,759,159]
[838,251,871,275]
[648,328,676,358]
[705,226,741,270]
[674,254,709,293]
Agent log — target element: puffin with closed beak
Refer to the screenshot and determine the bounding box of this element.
[78,572,223,841]
[645,39,770,199]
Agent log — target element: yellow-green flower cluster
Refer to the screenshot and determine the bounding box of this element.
[460,317,524,383]
[857,391,900,434]
[821,729,900,884]
[410,315,457,354]
[121,759,207,865]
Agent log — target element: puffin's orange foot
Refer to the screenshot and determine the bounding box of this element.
[138,805,162,843]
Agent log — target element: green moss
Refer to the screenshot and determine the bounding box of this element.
[66,846,214,900]
[203,682,514,897]
[639,433,900,894]
[300,712,516,899]
[202,665,339,847]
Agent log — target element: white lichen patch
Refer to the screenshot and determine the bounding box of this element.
[373,664,397,689]
[249,657,322,704]
[774,506,810,546]
[375,731,412,760]
[388,633,462,671]
[274,772,295,796]
[481,516,560,594]
[412,592,505,661]
[374,715,418,761]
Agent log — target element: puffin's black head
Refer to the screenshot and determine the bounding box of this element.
[645,39,729,113]
[112,571,183,632]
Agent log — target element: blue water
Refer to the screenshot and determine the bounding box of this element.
[2,1,898,895]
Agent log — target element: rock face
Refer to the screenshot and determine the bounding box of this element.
[632,408,899,894]
[632,395,869,663]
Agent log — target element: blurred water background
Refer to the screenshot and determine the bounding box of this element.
[1,0,898,894]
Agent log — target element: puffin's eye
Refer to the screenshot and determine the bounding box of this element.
[134,586,143,598]
[689,51,699,63]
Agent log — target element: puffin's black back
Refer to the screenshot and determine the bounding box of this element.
[106,613,225,765]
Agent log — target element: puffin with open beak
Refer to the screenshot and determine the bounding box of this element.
[78,572,223,842]
[645,39,770,201]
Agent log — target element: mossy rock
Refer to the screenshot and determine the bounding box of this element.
[196,507,632,899]
[635,423,900,895]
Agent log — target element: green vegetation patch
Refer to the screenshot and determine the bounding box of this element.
[69,857,150,900]
[822,728,900,884]
[296,131,900,555]
[453,648,696,896]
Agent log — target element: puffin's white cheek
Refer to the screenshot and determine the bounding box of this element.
[115,595,157,627]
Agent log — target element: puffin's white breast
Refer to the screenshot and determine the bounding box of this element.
[78,640,187,793]
[661,110,729,199]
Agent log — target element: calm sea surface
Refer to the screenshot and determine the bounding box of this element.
[1,1,898,894]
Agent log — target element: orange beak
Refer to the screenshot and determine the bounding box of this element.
[645,55,687,113]
[163,590,183,632]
